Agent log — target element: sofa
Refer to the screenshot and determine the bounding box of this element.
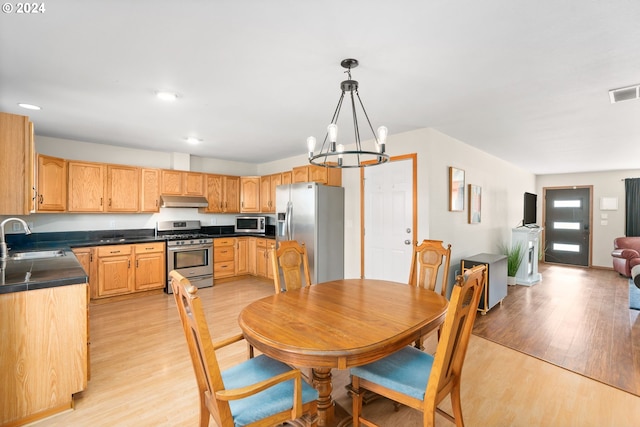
[611,237,640,277]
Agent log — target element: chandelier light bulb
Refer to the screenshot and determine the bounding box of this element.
[307,136,317,158]
[377,126,388,153]
[337,144,345,166]
[327,123,338,152]
[328,123,338,142]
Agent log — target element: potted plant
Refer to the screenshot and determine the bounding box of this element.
[500,242,526,285]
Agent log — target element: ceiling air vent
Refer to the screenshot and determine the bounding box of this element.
[609,84,640,104]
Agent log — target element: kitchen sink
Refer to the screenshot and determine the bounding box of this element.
[9,249,66,260]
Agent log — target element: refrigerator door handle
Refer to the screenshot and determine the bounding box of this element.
[286,201,293,240]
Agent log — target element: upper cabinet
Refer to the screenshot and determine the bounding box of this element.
[184,172,205,196]
[240,177,261,213]
[106,165,140,212]
[36,154,67,212]
[281,171,292,185]
[68,161,106,212]
[292,165,341,187]
[140,168,160,212]
[160,169,205,196]
[160,169,183,195]
[0,112,34,215]
[224,175,240,213]
[203,174,240,213]
[260,173,281,213]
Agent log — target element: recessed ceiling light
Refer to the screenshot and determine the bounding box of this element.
[155,91,178,101]
[18,103,41,110]
[185,136,202,144]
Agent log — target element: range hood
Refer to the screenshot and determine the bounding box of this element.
[160,195,209,208]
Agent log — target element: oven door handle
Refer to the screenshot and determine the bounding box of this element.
[167,244,212,252]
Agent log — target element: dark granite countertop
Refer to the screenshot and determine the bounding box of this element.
[0,249,87,294]
[1,227,275,294]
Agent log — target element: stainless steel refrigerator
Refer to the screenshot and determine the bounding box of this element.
[275,182,344,285]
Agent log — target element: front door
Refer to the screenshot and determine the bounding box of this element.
[543,187,592,266]
[362,156,416,281]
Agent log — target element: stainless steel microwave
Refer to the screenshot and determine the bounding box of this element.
[235,216,266,234]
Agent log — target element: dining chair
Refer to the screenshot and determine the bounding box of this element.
[270,240,312,294]
[408,239,452,296]
[409,239,452,348]
[169,270,318,427]
[349,264,487,427]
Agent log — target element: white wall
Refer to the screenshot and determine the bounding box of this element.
[536,170,637,268]
[339,128,536,279]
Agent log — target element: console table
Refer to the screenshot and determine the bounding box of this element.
[461,253,507,315]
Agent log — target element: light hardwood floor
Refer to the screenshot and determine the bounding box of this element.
[32,274,640,427]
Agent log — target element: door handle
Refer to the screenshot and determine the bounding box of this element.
[404,240,411,245]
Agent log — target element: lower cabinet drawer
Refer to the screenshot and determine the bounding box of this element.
[214,261,235,278]
[214,246,234,262]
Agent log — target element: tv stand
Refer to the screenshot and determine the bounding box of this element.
[512,227,542,286]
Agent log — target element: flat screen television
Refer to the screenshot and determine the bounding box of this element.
[523,192,537,227]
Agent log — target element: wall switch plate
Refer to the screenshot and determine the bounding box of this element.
[109,220,116,229]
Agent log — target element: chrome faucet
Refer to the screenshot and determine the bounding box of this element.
[0,217,32,260]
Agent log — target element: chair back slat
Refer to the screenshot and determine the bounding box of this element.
[409,239,452,297]
[271,240,312,293]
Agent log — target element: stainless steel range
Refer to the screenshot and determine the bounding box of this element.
[156,220,213,294]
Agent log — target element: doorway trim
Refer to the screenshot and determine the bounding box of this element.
[359,153,418,278]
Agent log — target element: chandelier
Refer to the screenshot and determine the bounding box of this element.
[307,58,389,168]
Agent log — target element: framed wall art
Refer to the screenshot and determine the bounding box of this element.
[449,167,465,211]
[468,184,482,224]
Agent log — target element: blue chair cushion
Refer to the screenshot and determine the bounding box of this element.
[222,355,319,427]
[351,346,434,401]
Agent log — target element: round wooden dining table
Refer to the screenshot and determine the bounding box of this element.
[238,278,449,427]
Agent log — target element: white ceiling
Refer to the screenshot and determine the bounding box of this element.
[2,1,640,175]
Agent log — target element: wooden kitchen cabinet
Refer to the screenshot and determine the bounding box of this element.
[224,175,241,212]
[184,172,205,196]
[160,169,205,196]
[133,242,166,291]
[36,154,67,212]
[160,169,183,195]
[71,247,93,381]
[68,160,106,212]
[256,238,275,279]
[107,164,140,212]
[241,176,261,213]
[96,245,134,297]
[0,112,34,215]
[204,174,240,213]
[292,165,309,183]
[248,237,257,275]
[260,173,281,213]
[236,237,248,275]
[281,171,292,185]
[140,168,160,212]
[292,164,342,187]
[72,246,98,299]
[84,243,165,300]
[214,238,236,279]
[0,284,88,426]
